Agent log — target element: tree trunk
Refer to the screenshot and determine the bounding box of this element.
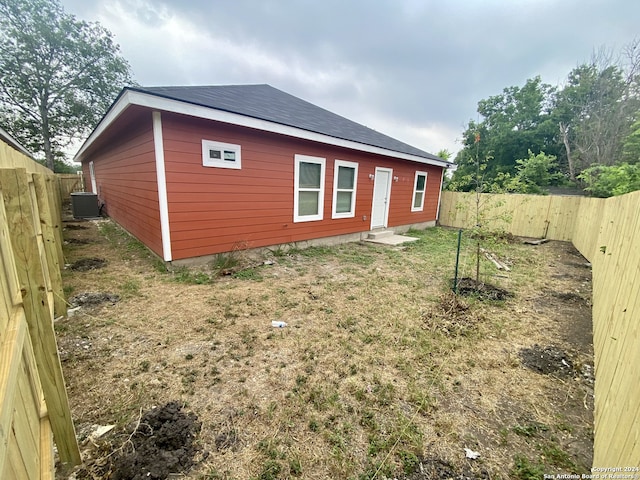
[43,133,54,171]
[40,105,54,171]
[559,122,575,181]
[476,240,480,283]
[475,157,481,283]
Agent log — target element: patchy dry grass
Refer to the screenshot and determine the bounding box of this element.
[57,219,593,479]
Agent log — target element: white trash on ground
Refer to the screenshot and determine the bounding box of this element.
[464,447,480,459]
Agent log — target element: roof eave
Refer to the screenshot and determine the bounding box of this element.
[73,88,131,163]
[75,88,452,168]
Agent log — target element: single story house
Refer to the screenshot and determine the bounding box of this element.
[74,84,452,263]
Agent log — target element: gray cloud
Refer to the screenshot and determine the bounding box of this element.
[60,0,640,155]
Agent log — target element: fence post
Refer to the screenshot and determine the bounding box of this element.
[33,174,66,317]
[46,175,65,270]
[453,229,462,294]
[0,168,80,466]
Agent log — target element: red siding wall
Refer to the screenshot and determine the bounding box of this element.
[81,108,163,257]
[161,112,443,260]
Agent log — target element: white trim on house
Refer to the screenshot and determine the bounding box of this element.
[74,90,451,169]
[332,159,358,219]
[371,167,393,229]
[152,111,172,262]
[293,154,325,223]
[411,171,428,212]
[202,139,242,169]
[436,168,445,221]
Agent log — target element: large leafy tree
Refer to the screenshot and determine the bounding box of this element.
[448,77,560,192]
[622,117,640,164]
[554,45,640,180]
[0,0,134,171]
[449,41,640,194]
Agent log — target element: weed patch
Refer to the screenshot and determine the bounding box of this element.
[512,422,549,437]
[171,267,214,285]
[399,457,490,479]
[422,292,482,337]
[511,455,545,480]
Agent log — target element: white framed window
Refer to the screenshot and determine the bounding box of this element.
[202,139,241,169]
[332,160,358,219]
[294,154,325,222]
[411,171,428,212]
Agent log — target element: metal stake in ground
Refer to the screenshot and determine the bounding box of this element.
[453,229,462,294]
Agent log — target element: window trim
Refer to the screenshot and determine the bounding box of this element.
[332,160,358,219]
[202,139,242,169]
[411,171,428,212]
[294,154,326,223]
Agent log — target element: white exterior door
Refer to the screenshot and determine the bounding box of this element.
[89,161,97,194]
[371,167,392,229]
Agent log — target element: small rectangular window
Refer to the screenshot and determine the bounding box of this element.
[412,171,428,212]
[294,154,325,222]
[202,140,241,169]
[332,160,358,218]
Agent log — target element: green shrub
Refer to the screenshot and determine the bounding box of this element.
[578,163,640,197]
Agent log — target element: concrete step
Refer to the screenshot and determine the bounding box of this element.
[367,230,394,240]
[365,233,419,246]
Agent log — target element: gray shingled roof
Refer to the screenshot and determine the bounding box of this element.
[130,84,444,162]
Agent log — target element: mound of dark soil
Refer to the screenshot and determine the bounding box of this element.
[68,292,120,307]
[65,238,91,245]
[456,277,512,301]
[519,344,574,377]
[111,402,202,480]
[64,223,89,230]
[402,458,490,479]
[551,291,585,303]
[69,257,106,271]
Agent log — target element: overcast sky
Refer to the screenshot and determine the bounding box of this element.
[60,0,639,158]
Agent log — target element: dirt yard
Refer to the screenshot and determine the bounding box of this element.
[56,215,594,480]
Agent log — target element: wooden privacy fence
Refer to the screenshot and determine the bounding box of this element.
[438,191,582,241]
[0,141,80,478]
[439,190,640,468]
[57,173,84,200]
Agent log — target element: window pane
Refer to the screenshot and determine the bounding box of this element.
[223,151,236,161]
[416,174,426,191]
[337,166,355,189]
[336,191,352,213]
[299,162,321,188]
[413,192,424,208]
[209,149,221,159]
[298,191,319,216]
